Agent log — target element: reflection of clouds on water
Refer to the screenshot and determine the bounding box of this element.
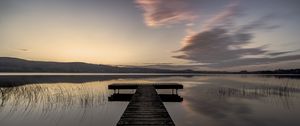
[183,85,255,126]
[180,77,300,126]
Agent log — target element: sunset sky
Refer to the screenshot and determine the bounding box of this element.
[1,0,300,70]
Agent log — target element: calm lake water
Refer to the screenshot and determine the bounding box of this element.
[0,74,299,126]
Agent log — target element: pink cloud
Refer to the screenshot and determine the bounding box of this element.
[135,0,197,27]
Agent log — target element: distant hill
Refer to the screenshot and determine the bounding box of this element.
[0,57,196,73]
[0,57,299,74]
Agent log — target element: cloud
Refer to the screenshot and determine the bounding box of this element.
[237,14,281,33]
[18,49,29,52]
[267,51,297,56]
[135,0,197,27]
[214,55,300,68]
[202,2,239,31]
[174,28,268,63]
[174,3,300,68]
[11,48,29,52]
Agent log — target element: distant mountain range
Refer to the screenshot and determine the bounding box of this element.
[0,57,299,74]
[0,57,194,73]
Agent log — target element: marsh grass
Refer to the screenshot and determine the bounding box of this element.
[0,82,109,124]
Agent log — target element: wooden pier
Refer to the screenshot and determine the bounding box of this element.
[109,83,182,126]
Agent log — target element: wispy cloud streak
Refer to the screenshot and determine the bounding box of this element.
[135,0,197,27]
[202,2,239,31]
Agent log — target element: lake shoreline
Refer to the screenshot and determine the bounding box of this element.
[0,72,300,76]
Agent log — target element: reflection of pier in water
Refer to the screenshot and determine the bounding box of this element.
[108,83,183,126]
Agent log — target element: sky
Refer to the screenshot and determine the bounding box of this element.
[0,0,300,71]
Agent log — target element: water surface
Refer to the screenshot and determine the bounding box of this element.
[0,75,299,126]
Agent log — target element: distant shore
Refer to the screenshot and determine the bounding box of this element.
[0,72,299,76]
[1,57,300,75]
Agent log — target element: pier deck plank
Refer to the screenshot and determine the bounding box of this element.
[117,85,175,126]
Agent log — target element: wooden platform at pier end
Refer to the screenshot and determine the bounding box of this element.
[108,83,183,90]
[117,85,175,126]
